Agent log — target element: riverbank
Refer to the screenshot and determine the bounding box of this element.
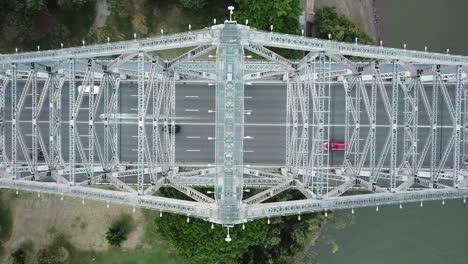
[313,0,379,40]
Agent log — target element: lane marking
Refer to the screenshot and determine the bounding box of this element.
[186,136,201,139]
[185,109,199,112]
[185,96,199,98]
[4,120,458,129]
[186,149,201,152]
[130,108,138,111]
[243,150,255,153]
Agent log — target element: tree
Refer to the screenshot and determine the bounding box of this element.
[234,0,303,59]
[314,7,376,45]
[57,0,90,10]
[105,214,133,247]
[132,14,148,36]
[37,245,68,264]
[234,0,302,34]
[108,0,133,18]
[10,249,26,264]
[148,188,323,264]
[178,0,207,9]
[25,0,47,12]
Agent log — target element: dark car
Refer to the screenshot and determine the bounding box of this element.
[28,149,45,160]
[163,124,180,134]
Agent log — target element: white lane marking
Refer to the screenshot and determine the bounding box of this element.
[4,120,457,129]
[130,94,138,97]
[185,109,199,112]
[186,149,201,152]
[130,108,138,111]
[243,150,255,153]
[185,96,199,98]
[186,136,201,139]
[243,96,253,99]
[131,149,138,151]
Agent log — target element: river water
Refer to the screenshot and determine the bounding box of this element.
[316,1,468,263]
[375,0,468,55]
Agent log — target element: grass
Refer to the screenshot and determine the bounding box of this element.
[47,216,186,264]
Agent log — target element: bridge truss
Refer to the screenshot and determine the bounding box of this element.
[1,21,468,230]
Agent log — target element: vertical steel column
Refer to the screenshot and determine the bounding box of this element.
[31,63,38,177]
[103,75,109,170]
[11,63,17,180]
[315,52,326,197]
[390,61,399,191]
[430,67,439,184]
[453,65,463,187]
[0,77,7,164]
[411,80,419,176]
[69,58,76,185]
[88,61,95,184]
[285,74,292,171]
[137,52,145,194]
[369,65,377,179]
[169,75,176,172]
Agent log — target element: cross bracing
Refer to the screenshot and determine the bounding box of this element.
[0,22,468,228]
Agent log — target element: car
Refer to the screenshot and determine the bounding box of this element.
[78,85,100,95]
[324,141,345,151]
[28,149,45,160]
[162,124,180,134]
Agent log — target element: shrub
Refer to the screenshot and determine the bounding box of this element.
[10,249,26,264]
[105,214,134,247]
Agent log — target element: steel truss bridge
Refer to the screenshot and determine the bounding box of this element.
[1,21,468,232]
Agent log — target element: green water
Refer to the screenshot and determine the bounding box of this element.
[316,201,468,264]
[375,0,468,55]
[316,1,468,262]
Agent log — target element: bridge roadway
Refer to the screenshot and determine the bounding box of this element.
[3,80,457,169]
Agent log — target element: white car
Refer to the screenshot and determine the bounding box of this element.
[78,85,100,95]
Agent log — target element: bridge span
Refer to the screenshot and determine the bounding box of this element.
[1,17,468,232]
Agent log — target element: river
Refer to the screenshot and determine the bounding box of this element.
[375,0,468,55]
[316,1,468,263]
[316,201,468,263]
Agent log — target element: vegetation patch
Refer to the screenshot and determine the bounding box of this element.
[315,6,376,45]
[146,187,324,264]
[105,214,134,247]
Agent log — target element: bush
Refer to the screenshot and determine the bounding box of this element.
[36,245,68,264]
[132,14,148,36]
[178,0,207,9]
[57,0,90,10]
[105,214,134,247]
[315,7,376,45]
[148,188,323,264]
[234,0,303,59]
[108,0,134,18]
[10,249,26,264]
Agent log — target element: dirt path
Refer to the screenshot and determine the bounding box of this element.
[1,190,145,261]
[93,0,110,28]
[314,0,378,40]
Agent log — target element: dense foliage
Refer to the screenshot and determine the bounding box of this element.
[37,244,68,264]
[148,188,322,264]
[0,0,94,52]
[10,249,26,264]
[105,214,134,247]
[314,7,376,45]
[234,0,304,59]
[178,0,208,9]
